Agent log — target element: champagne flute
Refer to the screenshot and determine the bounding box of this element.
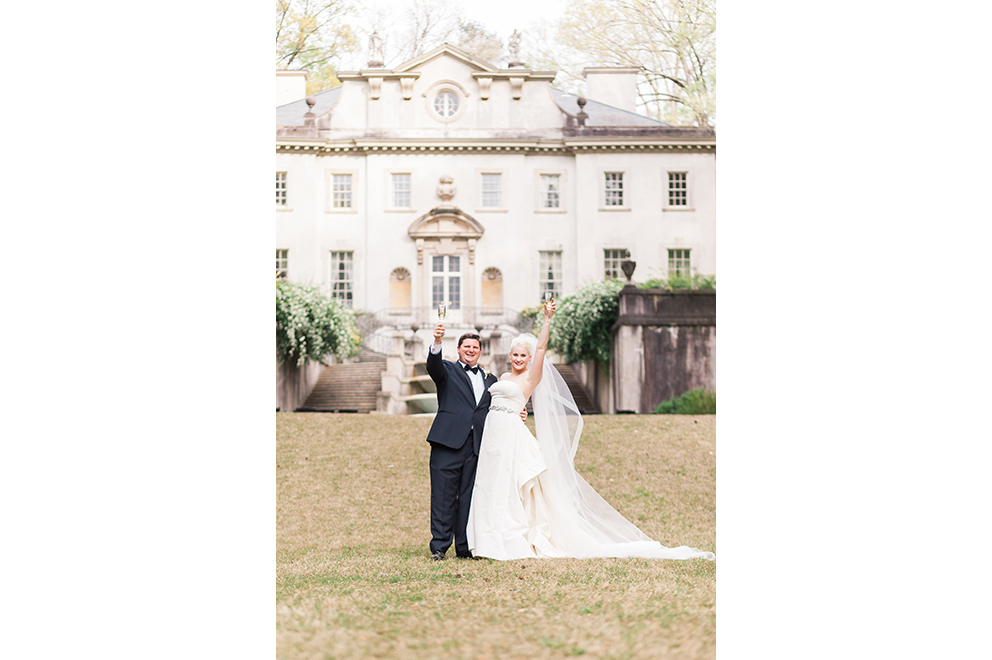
[437,301,446,321]
[544,291,554,313]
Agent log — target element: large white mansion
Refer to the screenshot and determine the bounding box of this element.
[276,44,715,335]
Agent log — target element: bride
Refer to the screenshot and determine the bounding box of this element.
[467,299,715,561]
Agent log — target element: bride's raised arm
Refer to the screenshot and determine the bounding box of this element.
[527,300,556,392]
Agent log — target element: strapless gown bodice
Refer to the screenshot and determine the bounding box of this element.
[487,380,527,415]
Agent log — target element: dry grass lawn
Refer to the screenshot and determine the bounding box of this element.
[277,413,716,660]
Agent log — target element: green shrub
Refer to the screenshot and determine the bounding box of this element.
[276,281,361,367]
[640,272,716,291]
[655,389,716,414]
[548,279,625,365]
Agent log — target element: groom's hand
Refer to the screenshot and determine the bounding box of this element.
[519,409,527,422]
[433,323,444,345]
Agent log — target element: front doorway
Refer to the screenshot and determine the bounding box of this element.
[431,254,462,323]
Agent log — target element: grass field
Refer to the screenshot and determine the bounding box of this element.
[277,413,716,660]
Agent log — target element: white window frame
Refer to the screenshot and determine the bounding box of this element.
[600,171,630,211]
[276,171,288,209]
[667,248,691,277]
[603,248,631,280]
[476,169,507,212]
[538,250,563,300]
[276,249,288,280]
[534,171,566,213]
[391,172,412,210]
[431,255,462,310]
[664,171,694,211]
[329,251,354,307]
[325,169,359,213]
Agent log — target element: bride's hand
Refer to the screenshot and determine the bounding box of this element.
[544,299,556,319]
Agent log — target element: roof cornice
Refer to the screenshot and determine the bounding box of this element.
[470,70,556,82]
[337,70,421,81]
[275,137,715,155]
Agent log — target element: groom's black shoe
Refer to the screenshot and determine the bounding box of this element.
[431,551,446,561]
[456,551,473,559]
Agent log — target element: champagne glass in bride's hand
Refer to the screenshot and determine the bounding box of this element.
[437,302,446,321]
[543,291,555,316]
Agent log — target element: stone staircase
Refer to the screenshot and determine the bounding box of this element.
[297,348,388,413]
[523,364,600,415]
[297,349,599,415]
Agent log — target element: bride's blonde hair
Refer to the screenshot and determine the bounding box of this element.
[509,334,538,356]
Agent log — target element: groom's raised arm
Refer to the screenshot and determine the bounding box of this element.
[426,323,447,385]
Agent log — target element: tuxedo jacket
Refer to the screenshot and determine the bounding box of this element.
[425,347,497,455]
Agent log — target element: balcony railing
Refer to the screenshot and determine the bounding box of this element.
[357,306,534,358]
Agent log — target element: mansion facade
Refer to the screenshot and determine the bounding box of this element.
[276,45,715,337]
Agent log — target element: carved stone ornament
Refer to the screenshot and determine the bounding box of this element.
[436,175,456,203]
[508,30,521,62]
[510,77,524,100]
[401,77,415,100]
[368,32,384,68]
[369,77,382,100]
[478,77,492,100]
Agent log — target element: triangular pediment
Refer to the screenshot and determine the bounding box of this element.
[408,206,484,240]
[394,43,500,75]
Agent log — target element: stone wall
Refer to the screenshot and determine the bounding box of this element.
[611,287,715,413]
[276,357,326,412]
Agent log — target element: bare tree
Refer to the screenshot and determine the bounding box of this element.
[551,0,716,127]
[396,0,462,61]
[454,20,505,65]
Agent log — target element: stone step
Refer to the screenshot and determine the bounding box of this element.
[300,361,387,413]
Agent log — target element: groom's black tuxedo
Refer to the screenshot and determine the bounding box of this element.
[425,349,498,455]
[425,347,497,557]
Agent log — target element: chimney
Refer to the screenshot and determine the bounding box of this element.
[276,70,308,106]
[582,67,639,114]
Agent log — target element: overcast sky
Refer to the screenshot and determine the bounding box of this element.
[459,0,570,39]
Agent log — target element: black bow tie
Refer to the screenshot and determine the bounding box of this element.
[463,364,480,375]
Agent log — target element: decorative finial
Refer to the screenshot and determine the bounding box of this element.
[620,259,636,283]
[304,96,317,126]
[576,96,588,127]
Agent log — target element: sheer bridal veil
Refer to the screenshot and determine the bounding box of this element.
[519,333,715,560]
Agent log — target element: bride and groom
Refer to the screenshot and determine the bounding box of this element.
[425,300,715,562]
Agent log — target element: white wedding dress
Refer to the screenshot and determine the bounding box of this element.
[467,373,716,562]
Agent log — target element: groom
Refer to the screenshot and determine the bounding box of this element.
[425,324,497,560]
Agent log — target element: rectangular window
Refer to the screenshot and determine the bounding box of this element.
[276,172,287,206]
[432,255,461,309]
[330,251,354,307]
[539,251,562,299]
[668,172,687,206]
[482,173,501,208]
[332,174,353,208]
[604,248,630,280]
[276,249,288,280]
[540,174,560,209]
[668,249,691,277]
[392,173,411,208]
[604,172,624,206]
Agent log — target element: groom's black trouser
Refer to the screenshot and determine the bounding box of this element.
[428,433,478,556]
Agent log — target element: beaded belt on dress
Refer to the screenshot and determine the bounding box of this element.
[489,405,519,415]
